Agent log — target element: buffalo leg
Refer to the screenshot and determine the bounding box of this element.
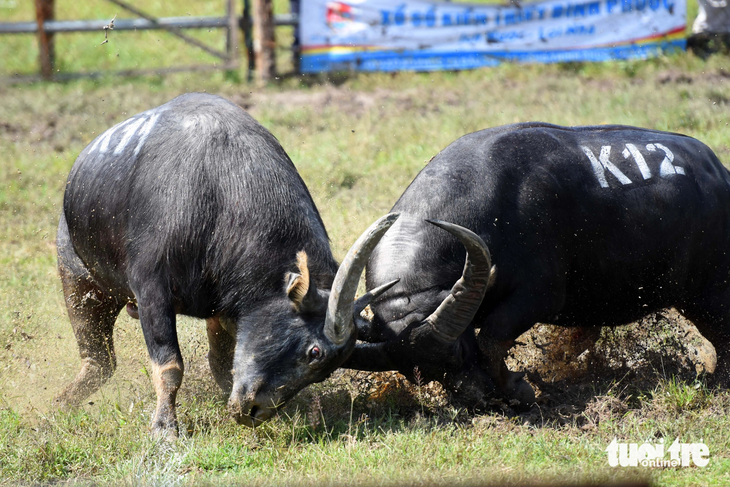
[55,217,123,407]
[679,295,730,387]
[441,330,496,408]
[206,317,235,395]
[478,334,535,404]
[476,296,560,404]
[132,280,183,436]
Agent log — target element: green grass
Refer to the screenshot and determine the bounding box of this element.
[0,380,728,485]
[2,2,730,485]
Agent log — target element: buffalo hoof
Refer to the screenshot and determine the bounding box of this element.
[54,357,116,410]
[53,394,77,413]
[505,371,536,405]
[443,364,497,409]
[706,362,730,389]
[150,417,179,440]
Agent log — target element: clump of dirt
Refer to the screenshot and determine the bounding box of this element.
[348,369,449,410]
[506,308,717,425]
[508,308,716,389]
[281,368,451,430]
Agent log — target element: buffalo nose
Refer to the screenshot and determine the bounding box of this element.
[228,380,272,427]
[228,398,273,427]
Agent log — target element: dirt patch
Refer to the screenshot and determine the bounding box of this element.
[229,85,463,119]
[658,71,695,85]
[510,308,716,425]
[0,121,20,134]
[508,308,715,388]
[513,308,715,384]
[657,68,730,85]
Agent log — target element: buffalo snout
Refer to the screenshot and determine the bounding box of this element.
[227,380,279,427]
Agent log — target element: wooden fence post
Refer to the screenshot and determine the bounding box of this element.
[252,0,276,84]
[243,0,255,81]
[290,0,300,75]
[225,0,239,69]
[34,0,55,80]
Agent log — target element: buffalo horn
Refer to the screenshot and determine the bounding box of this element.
[423,220,493,343]
[324,213,400,345]
[353,279,400,316]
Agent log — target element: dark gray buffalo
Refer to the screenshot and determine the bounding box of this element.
[55,93,399,435]
[345,122,730,404]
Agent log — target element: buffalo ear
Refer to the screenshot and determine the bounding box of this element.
[286,251,311,312]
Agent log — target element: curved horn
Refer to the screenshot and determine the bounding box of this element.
[353,279,400,316]
[325,213,400,345]
[423,220,493,343]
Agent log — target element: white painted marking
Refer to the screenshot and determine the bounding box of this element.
[647,143,684,177]
[88,111,163,158]
[113,117,146,155]
[133,112,161,157]
[582,146,633,188]
[89,123,116,153]
[582,146,610,188]
[94,118,136,154]
[624,143,652,180]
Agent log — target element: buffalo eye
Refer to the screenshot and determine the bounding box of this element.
[308,346,321,362]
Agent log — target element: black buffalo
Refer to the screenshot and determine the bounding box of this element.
[345,122,730,404]
[55,93,398,434]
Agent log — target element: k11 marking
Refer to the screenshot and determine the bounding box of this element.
[581,143,684,188]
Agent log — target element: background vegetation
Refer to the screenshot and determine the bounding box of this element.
[0,0,729,485]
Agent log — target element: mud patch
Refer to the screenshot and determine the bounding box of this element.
[657,68,730,85]
[508,308,716,387]
[230,85,463,119]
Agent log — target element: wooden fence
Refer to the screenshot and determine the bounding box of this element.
[0,0,296,83]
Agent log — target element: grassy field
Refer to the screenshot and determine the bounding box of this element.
[1,1,730,485]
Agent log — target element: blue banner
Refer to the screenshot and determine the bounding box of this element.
[300,0,687,73]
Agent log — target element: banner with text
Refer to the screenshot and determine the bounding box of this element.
[300,0,686,72]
